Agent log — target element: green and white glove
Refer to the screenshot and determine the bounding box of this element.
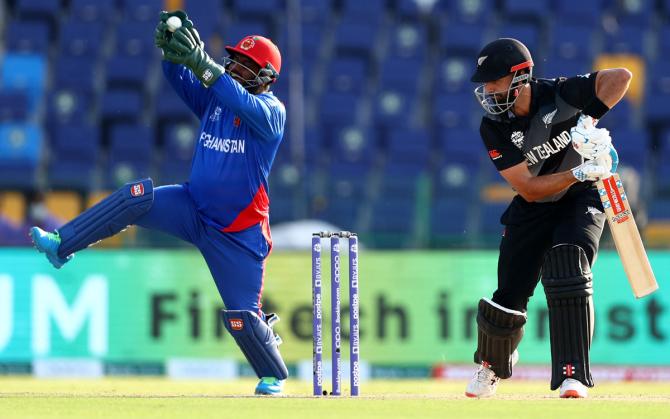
[154,10,193,52]
[164,26,224,88]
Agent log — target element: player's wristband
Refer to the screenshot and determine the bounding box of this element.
[582,96,610,120]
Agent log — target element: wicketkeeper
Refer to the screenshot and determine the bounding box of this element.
[464,38,632,398]
[30,10,289,395]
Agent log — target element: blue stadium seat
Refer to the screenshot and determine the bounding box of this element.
[434,160,481,199]
[225,21,273,47]
[0,92,30,121]
[1,54,46,112]
[644,61,670,124]
[374,90,419,130]
[555,0,602,24]
[0,123,42,189]
[70,0,117,23]
[501,0,551,24]
[114,21,157,57]
[433,92,480,129]
[379,56,421,92]
[100,90,143,122]
[327,57,369,94]
[479,202,508,237]
[319,93,359,125]
[387,128,431,167]
[378,164,422,200]
[331,126,376,164]
[439,21,485,56]
[397,0,435,17]
[498,24,541,58]
[387,22,429,59]
[121,0,163,22]
[648,199,670,221]
[341,0,387,19]
[15,0,60,34]
[369,199,415,241]
[185,0,226,39]
[326,162,369,200]
[657,26,670,57]
[6,21,50,54]
[231,0,282,18]
[105,55,152,89]
[597,99,634,130]
[59,20,105,58]
[447,0,495,24]
[431,197,470,237]
[300,0,332,23]
[52,55,96,89]
[603,25,646,54]
[610,128,649,172]
[106,123,154,187]
[155,86,195,123]
[46,88,93,128]
[549,24,595,61]
[541,55,591,79]
[614,0,655,27]
[436,55,471,94]
[48,124,100,190]
[334,21,380,57]
[160,123,197,184]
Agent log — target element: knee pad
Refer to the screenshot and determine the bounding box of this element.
[222,310,289,380]
[474,297,527,379]
[57,179,154,257]
[542,244,594,390]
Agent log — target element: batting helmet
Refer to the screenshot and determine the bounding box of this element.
[471,38,534,115]
[225,35,281,86]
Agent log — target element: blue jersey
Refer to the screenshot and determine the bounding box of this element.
[162,61,285,234]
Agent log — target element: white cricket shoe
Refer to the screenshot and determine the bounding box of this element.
[465,350,519,398]
[559,378,588,398]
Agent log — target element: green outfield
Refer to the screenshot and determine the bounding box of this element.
[0,378,668,419]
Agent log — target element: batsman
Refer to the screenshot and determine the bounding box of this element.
[465,38,632,398]
[29,11,289,395]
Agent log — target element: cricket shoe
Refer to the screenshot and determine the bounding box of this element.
[255,377,284,396]
[559,378,588,398]
[29,227,72,269]
[465,350,519,398]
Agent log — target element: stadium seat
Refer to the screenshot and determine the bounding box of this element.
[501,0,551,24]
[225,21,273,47]
[368,199,415,247]
[44,191,83,221]
[439,21,485,57]
[0,191,27,225]
[549,24,595,61]
[5,20,50,54]
[52,55,97,89]
[15,0,60,35]
[431,197,470,241]
[122,0,163,22]
[603,25,646,55]
[59,20,105,58]
[106,123,154,187]
[70,0,117,23]
[0,123,43,189]
[0,92,30,121]
[386,128,431,168]
[105,55,152,89]
[614,0,655,27]
[331,126,376,165]
[555,0,602,24]
[334,20,380,57]
[1,54,46,112]
[387,22,429,59]
[498,24,542,58]
[644,61,670,124]
[341,0,387,19]
[231,0,282,18]
[374,90,420,131]
[159,122,197,184]
[48,124,100,190]
[327,57,369,94]
[319,93,359,125]
[114,21,157,57]
[100,89,143,123]
[479,202,509,237]
[436,55,471,94]
[447,0,495,24]
[184,0,226,39]
[46,88,93,128]
[433,92,480,129]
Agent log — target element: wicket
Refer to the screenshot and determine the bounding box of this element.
[311,231,360,396]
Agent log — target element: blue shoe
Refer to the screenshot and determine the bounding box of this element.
[29,227,72,269]
[255,377,283,396]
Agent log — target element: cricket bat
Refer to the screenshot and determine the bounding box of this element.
[596,173,659,298]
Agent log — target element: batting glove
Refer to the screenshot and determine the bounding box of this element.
[165,26,224,87]
[571,115,612,160]
[571,144,618,182]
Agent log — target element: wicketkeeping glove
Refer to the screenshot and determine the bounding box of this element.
[164,26,224,87]
[571,114,612,160]
[154,10,193,52]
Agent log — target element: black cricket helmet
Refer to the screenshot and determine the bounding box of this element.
[471,38,534,115]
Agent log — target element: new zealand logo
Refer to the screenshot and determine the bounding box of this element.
[511,131,524,149]
[542,109,557,126]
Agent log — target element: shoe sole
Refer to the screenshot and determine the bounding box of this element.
[465,391,495,398]
[560,390,585,398]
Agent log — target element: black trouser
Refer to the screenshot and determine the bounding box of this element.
[492,183,607,311]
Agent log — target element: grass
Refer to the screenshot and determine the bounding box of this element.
[0,378,669,419]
